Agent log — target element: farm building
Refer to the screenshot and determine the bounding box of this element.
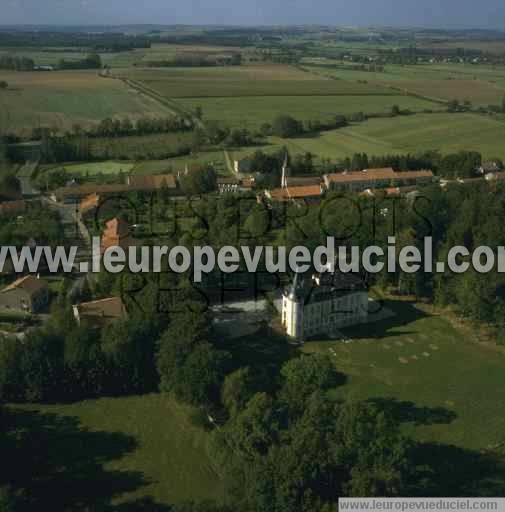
[53,174,181,203]
[282,270,368,341]
[323,168,434,192]
[73,297,127,328]
[0,275,49,314]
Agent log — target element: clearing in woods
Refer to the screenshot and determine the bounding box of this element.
[303,300,505,453]
[7,394,224,508]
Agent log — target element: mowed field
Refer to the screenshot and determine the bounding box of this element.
[272,113,505,161]
[122,64,397,97]
[0,70,174,134]
[304,300,505,452]
[305,63,505,105]
[9,394,224,508]
[179,95,440,130]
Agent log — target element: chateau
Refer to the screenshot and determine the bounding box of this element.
[282,270,368,341]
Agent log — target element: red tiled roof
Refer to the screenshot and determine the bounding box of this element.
[101,218,137,253]
[80,193,100,213]
[268,185,322,200]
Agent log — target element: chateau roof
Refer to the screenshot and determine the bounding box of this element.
[286,270,366,304]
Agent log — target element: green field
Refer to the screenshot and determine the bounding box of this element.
[121,64,396,98]
[8,394,223,508]
[179,95,440,130]
[58,161,135,176]
[132,149,235,176]
[0,70,174,134]
[304,64,505,105]
[304,300,505,452]
[269,113,505,162]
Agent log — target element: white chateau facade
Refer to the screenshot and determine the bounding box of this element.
[282,271,368,341]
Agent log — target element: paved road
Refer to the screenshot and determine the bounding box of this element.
[16,160,40,197]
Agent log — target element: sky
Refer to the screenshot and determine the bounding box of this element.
[3,0,505,30]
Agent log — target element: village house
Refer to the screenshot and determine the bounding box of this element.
[282,270,368,341]
[0,275,49,314]
[477,161,503,176]
[216,177,256,194]
[79,193,101,217]
[101,217,137,254]
[73,297,127,328]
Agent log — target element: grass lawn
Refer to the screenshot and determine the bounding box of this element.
[270,113,505,162]
[132,150,238,176]
[0,70,174,135]
[303,300,505,452]
[8,394,224,508]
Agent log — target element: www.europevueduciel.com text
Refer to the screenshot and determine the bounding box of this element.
[1,237,504,282]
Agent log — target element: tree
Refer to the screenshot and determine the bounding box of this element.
[272,115,302,138]
[280,355,340,413]
[226,392,278,460]
[19,329,65,402]
[102,315,162,394]
[0,337,24,402]
[391,104,401,116]
[0,81,7,90]
[177,343,231,406]
[447,99,460,113]
[157,307,212,391]
[222,367,256,417]
[502,96,505,113]
[334,401,411,496]
[180,165,217,195]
